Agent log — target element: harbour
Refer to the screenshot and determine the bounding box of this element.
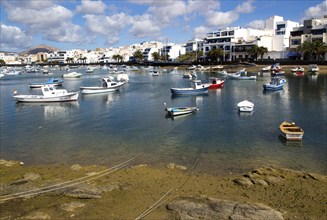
[0,66,326,176]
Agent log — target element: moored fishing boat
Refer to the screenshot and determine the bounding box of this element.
[13,85,79,102]
[207,77,224,89]
[80,78,125,94]
[263,77,286,91]
[62,72,83,78]
[165,107,199,116]
[308,64,319,74]
[228,69,256,80]
[279,121,304,141]
[170,80,210,95]
[237,100,254,112]
[29,78,64,88]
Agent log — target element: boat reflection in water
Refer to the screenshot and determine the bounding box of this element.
[278,135,304,147]
[81,91,121,106]
[15,102,79,120]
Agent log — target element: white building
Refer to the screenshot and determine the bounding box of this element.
[160,43,185,61]
[203,16,299,61]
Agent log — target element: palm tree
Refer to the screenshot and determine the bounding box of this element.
[247,45,259,61]
[258,46,268,61]
[206,48,223,63]
[133,49,143,62]
[152,52,160,61]
[312,41,327,61]
[296,41,313,60]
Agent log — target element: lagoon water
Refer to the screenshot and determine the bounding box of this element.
[0,67,326,175]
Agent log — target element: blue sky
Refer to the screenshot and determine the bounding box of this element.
[0,0,326,52]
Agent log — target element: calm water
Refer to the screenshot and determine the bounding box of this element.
[1,67,326,175]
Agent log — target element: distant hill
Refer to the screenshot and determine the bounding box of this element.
[20,44,59,55]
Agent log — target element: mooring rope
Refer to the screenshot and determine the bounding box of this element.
[0,153,143,202]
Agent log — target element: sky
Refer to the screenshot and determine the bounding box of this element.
[0,0,326,52]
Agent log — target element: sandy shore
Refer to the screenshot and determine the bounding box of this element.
[0,159,326,219]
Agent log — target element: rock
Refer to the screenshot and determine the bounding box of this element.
[166,163,187,170]
[131,164,148,169]
[250,178,269,186]
[23,172,42,181]
[9,179,29,185]
[0,159,18,167]
[70,164,82,171]
[167,196,284,220]
[233,177,253,188]
[265,176,284,185]
[64,183,103,199]
[61,201,85,212]
[23,211,51,219]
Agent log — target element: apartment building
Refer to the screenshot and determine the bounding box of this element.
[289,15,327,59]
[203,16,299,61]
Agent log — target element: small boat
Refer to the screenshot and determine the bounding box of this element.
[80,78,125,94]
[237,100,254,112]
[29,78,64,88]
[271,63,282,72]
[207,77,224,89]
[85,67,94,73]
[261,65,271,72]
[308,64,319,74]
[188,65,196,70]
[291,66,305,72]
[166,107,198,116]
[13,85,79,103]
[263,77,286,91]
[279,121,304,141]
[62,72,83,78]
[171,80,210,95]
[182,72,197,79]
[228,69,256,80]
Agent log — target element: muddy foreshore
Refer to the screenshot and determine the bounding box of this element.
[0,159,326,220]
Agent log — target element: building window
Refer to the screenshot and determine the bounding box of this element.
[277,24,285,30]
[291,39,301,45]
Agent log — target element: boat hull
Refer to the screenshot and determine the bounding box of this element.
[166,107,198,116]
[29,82,62,88]
[13,93,79,102]
[279,121,304,141]
[263,84,283,91]
[80,83,125,94]
[170,86,209,95]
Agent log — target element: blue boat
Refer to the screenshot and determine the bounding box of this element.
[263,77,286,91]
[29,78,64,88]
[170,80,210,95]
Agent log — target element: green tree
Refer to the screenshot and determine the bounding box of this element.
[296,41,313,60]
[178,51,196,62]
[0,59,5,65]
[133,49,143,62]
[312,41,327,60]
[112,54,123,63]
[152,52,160,61]
[247,45,259,60]
[206,48,223,63]
[258,46,268,61]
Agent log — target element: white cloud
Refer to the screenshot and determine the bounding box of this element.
[76,0,106,15]
[129,14,161,38]
[84,13,133,45]
[302,1,327,20]
[245,19,265,29]
[3,0,84,44]
[235,0,255,14]
[193,26,211,39]
[0,24,33,51]
[205,11,239,27]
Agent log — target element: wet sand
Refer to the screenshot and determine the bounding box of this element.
[0,159,326,219]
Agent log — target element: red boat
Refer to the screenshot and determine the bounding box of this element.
[208,77,224,89]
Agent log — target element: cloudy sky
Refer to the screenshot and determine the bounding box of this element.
[0,0,326,52]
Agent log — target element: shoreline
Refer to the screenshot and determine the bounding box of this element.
[1,159,326,219]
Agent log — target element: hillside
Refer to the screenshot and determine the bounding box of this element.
[19,44,59,55]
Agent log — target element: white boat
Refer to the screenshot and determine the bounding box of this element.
[80,78,125,94]
[308,64,319,74]
[228,69,256,80]
[13,85,79,103]
[291,66,305,72]
[188,65,196,70]
[171,80,210,95]
[261,65,271,72]
[62,72,83,78]
[0,73,5,79]
[29,78,64,88]
[117,73,129,82]
[279,121,304,141]
[263,77,287,91]
[237,100,254,112]
[166,107,199,116]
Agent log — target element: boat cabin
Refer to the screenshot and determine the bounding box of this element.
[102,78,118,88]
[192,80,205,89]
[41,85,68,97]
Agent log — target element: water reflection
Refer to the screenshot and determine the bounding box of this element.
[15,102,79,120]
[278,135,304,147]
[81,91,121,106]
